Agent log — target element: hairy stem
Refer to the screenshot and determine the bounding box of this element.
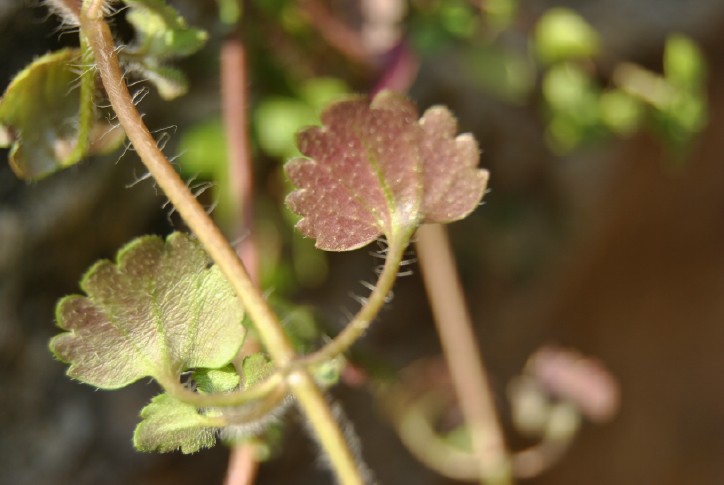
[81,3,364,483]
[301,231,411,366]
[415,224,512,485]
[81,0,292,366]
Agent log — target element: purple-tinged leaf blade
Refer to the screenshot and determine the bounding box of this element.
[50,232,245,389]
[285,91,488,251]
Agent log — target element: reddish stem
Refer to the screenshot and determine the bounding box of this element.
[220,32,261,485]
[221,35,259,284]
[224,442,260,485]
[296,0,372,66]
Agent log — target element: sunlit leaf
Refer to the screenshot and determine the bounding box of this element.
[50,232,246,389]
[255,77,349,159]
[664,34,706,91]
[125,0,208,59]
[121,0,207,99]
[241,353,274,388]
[285,91,488,251]
[133,393,219,453]
[256,99,314,158]
[194,364,242,394]
[600,90,643,135]
[0,49,124,180]
[535,8,599,64]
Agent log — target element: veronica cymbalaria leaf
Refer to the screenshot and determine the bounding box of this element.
[285,90,488,251]
[50,232,245,389]
[133,393,219,453]
[0,49,124,180]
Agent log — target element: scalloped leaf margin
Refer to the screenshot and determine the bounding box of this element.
[50,232,246,389]
[284,90,489,251]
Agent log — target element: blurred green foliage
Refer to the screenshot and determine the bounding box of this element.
[534,8,599,64]
[531,9,706,154]
[124,0,208,100]
[406,3,707,155]
[254,77,349,159]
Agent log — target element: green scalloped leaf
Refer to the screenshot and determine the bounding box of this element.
[133,393,219,453]
[194,364,241,394]
[0,49,125,180]
[50,232,246,389]
[285,90,488,251]
[125,0,208,59]
[241,353,274,389]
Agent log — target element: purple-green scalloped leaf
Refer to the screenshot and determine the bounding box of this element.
[50,232,245,390]
[285,90,488,251]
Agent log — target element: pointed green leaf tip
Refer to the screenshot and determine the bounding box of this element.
[50,232,246,389]
[134,393,219,453]
[284,90,489,251]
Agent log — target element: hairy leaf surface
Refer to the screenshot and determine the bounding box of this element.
[50,232,245,389]
[133,393,219,453]
[285,90,488,251]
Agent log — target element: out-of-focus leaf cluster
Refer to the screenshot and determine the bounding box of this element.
[535,9,707,154]
[406,2,707,155]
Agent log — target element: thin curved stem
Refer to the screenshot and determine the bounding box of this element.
[82,0,293,366]
[300,232,410,366]
[80,3,364,484]
[161,373,285,408]
[416,224,512,485]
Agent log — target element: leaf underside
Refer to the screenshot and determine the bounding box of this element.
[50,232,246,389]
[285,90,488,251]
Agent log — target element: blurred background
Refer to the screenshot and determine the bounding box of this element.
[0,0,722,484]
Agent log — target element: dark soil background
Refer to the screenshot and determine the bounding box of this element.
[1,1,723,484]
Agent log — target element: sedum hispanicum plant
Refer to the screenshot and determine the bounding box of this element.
[1,1,490,483]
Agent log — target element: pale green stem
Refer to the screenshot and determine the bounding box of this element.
[300,230,411,366]
[80,3,364,484]
[160,372,285,408]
